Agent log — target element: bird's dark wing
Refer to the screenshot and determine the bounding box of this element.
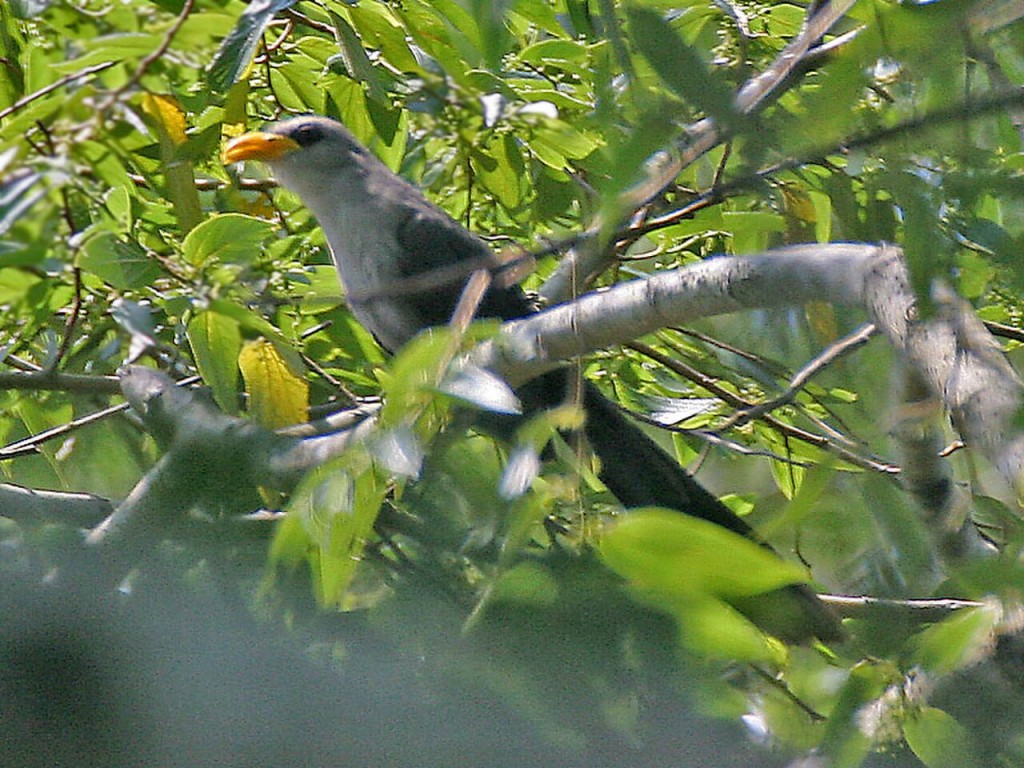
[394,206,534,330]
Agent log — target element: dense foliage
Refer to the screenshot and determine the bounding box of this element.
[2,1,1023,766]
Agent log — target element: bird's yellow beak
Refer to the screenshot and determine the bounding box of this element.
[221,131,301,164]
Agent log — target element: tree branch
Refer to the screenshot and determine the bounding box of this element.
[487,244,1024,494]
[83,367,378,554]
[0,483,113,525]
[821,594,988,623]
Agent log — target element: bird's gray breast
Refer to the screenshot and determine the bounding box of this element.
[291,169,425,352]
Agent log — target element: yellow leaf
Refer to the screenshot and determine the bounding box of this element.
[140,92,201,232]
[239,339,308,429]
[141,93,187,145]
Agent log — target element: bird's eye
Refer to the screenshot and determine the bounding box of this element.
[291,124,324,147]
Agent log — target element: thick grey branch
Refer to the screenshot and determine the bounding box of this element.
[0,483,113,525]
[489,243,1024,493]
[84,367,374,551]
[494,244,874,385]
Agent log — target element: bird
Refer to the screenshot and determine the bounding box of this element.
[222,115,841,642]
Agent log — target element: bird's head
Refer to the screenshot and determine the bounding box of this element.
[221,116,367,196]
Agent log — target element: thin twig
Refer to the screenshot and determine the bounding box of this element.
[626,408,817,467]
[625,341,899,475]
[0,61,117,122]
[985,320,1024,343]
[0,401,131,460]
[722,323,877,428]
[821,594,987,621]
[0,374,201,460]
[750,665,826,722]
[0,370,121,394]
[536,87,1024,275]
[52,266,84,371]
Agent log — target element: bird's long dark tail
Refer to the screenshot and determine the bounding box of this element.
[519,370,843,642]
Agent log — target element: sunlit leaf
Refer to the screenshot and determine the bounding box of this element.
[643,395,718,426]
[0,170,46,237]
[600,509,808,599]
[904,707,979,768]
[181,213,275,267]
[141,93,187,145]
[367,425,424,478]
[238,338,308,428]
[667,594,787,663]
[208,0,298,91]
[910,603,999,675]
[498,444,541,499]
[79,232,161,290]
[187,310,242,414]
[439,362,521,415]
[625,6,738,129]
[280,455,387,609]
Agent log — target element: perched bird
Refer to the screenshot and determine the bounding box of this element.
[223,116,841,641]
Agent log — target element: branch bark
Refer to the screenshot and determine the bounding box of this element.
[0,483,113,524]
[488,244,1024,492]
[83,367,378,552]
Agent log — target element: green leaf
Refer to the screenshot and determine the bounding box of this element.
[672,594,787,663]
[206,298,289,345]
[376,325,489,427]
[723,210,786,254]
[327,10,392,105]
[904,707,979,768]
[281,454,388,609]
[910,603,999,675]
[79,232,161,290]
[955,249,995,299]
[327,77,409,172]
[625,6,738,129]
[761,463,836,536]
[820,661,896,768]
[186,310,242,414]
[208,0,297,91]
[348,2,424,75]
[181,213,275,267]
[50,33,159,72]
[595,105,679,225]
[467,0,513,70]
[526,118,599,169]
[489,560,559,607]
[518,39,591,73]
[471,133,526,210]
[403,0,479,74]
[0,266,42,302]
[599,508,808,599]
[769,444,805,500]
[272,53,328,113]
